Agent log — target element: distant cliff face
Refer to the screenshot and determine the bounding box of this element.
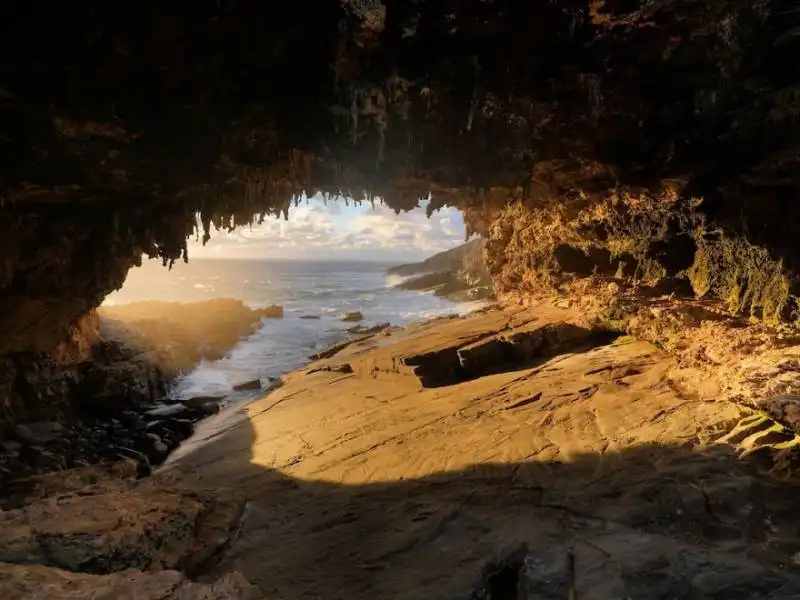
[389,239,494,301]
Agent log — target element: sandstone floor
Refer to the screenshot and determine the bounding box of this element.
[165,305,800,599]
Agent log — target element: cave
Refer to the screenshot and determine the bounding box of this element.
[2,1,800,598]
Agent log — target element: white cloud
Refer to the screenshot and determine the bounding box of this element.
[187,195,466,261]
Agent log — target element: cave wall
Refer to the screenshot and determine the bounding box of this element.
[0,0,799,357]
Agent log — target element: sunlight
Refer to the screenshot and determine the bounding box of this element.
[186,193,467,262]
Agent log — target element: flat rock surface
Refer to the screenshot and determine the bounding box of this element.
[0,465,245,576]
[163,306,800,599]
[0,563,261,600]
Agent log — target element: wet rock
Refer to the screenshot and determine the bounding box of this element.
[298,315,321,320]
[346,322,391,335]
[150,438,169,459]
[233,379,261,391]
[183,395,226,410]
[166,418,195,438]
[146,403,187,418]
[13,422,66,445]
[341,311,364,323]
[257,305,283,319]
[111,446,151,477]
[32,448,67,472]
[1,441,22,455]
[0,475,248,576]
[0,564,263,600]
[194,401,222,417]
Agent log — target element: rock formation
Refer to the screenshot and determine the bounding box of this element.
[0,461,260,599]
[0,299,275,487]
[161,304,800,598]
[390,238,494,301]
[1,2,800,596]
[1,0,798,365]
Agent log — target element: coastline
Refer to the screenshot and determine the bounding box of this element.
[6,300,800,597]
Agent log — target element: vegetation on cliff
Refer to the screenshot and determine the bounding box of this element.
[389,238,494,301]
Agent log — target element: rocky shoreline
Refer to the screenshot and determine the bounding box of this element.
[0,298,282,490]
[6,302,800,597]
[389,239,495,302]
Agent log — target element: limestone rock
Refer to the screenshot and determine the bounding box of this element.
[257,305,283,319]
[146,403,188,418]
[233,379,261,392]
[346,323,391,335]
[0,472,245,575]
[341,312,364,323]
[0,563,262,600]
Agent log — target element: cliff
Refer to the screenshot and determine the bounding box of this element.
[389,238,494,301]
[0,0,798,364]
[1,2,800,596]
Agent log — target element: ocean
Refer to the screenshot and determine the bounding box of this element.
[104,258,483,400]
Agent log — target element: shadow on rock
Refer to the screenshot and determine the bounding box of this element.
[161,412,800,600]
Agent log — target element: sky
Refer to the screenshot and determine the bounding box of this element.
[185,194,467,262]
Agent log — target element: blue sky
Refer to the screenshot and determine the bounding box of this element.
[186,194,467,261]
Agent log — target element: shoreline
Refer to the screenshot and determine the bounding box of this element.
[156,301,800,597]
[5,301,800,597]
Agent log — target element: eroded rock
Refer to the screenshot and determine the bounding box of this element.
[0,468,245,575]
[0,563,262,600]
[233,379,261,392]
[341,311,364,323]
[257,305,283,319]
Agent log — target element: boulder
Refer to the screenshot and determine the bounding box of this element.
[0,561,262,600]
[0,472,246,576]
[346,323,390,335]
[257,305,283,319]
[145,403,187,418]
[183,395,226,409]
[183,395,225,417]
[13,422,66,445]
[233,379,261,392]
[341,311,364,323]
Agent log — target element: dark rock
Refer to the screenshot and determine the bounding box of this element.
[341,311,364,323]
[32,448,67,472]
[298,315,321,320]
[2,440,22,455]
[346,323,391,335]
[183,395,225,417]
[183,395,226,409]
[111,446,151,477]
[257,305,284,319]
[167,418,195,437]
[13,422,66,445]
[145,403,187,418]
[233,379,262,392]
[148,436,169,459]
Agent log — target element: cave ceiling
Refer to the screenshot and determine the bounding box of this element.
[1,0,799,352]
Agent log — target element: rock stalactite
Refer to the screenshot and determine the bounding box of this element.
[0,1,798,431]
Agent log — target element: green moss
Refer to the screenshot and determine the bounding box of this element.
[593,303,631,334]
[689,230,793,324]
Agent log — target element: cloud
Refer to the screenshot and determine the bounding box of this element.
[187,194,466,261]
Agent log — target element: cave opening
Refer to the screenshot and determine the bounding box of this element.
[2,0,800,597]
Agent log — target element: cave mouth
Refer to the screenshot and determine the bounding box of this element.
[0,0,798,466]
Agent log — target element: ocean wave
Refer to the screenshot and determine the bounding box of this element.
[384,274,409,288]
